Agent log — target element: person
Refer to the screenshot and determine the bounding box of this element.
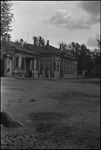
[29,70,32,78]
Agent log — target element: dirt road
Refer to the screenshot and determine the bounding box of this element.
[1,77,100,149]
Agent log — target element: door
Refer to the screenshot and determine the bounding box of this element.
[44,62,49,77]
[26,58,30,72]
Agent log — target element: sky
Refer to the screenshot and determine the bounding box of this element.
[10,1,100,50]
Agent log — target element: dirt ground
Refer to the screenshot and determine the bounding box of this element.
[1,77,100,149]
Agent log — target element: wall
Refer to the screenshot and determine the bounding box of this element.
[13,52,40,77]
[62,57,77,78]
[1,47,78,78]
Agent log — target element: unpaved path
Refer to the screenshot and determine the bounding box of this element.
[1,77,100,149]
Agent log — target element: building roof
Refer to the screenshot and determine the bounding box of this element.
[60,50,76,59]
[25,43,53,55]
[1,40,76,60]
[26,43,61,57]
[1,41,40,56]
[44,45,61,56]
[44,44,75,59]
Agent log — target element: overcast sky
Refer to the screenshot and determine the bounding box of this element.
[11,1,100,50]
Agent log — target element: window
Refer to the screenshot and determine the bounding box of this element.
[54,62,56,71]
[15,57,19,69]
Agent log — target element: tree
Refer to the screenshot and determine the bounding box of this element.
[90,39,100,77]
[59,41,100,77]
[92,48,100,76]
[59,42,69,77]
[97,39,101,49]
[1,1,13,34]
[67,42,81,59]
[32,36,45,47]
[59,42,67,51]
[62,42,94,76]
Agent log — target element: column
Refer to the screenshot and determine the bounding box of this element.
[42,60,45,77]
[73,60,74,74]
[66,59,67,74]
[63,58,65,76]
[71,59,73,73]
[12,53,15,73]
[66,59,67,75]
[48,62,50,77]
[19,56,22,71]
[67,58,69,74]
[38,58,40,73]
[24,57,26,72]
[70,59,72,74]
[72,60,74,74]
[34,59,36,71]
[67,59,68,74]
[68,59,69,74]
[63,59,65,75]
[64,59,66,76]
[73,60,74,73]
[69,59,70,75]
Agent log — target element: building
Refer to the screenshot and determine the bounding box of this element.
[1,34,40,77]
[26,39,62,78]
[1,34,77,78]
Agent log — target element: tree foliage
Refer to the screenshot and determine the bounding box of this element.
[59,42,67,51]
[97,39,101,51]
[92,49,100,75]
[68,43,93,74]
[59,42,98,76]
[1,1,13,34]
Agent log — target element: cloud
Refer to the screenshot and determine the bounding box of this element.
[49,9,71,26]
[45,1,100,30]
[86,34,100,47]
[78,1,100,16]
[45,9,96,30]
[78,1,100,24]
